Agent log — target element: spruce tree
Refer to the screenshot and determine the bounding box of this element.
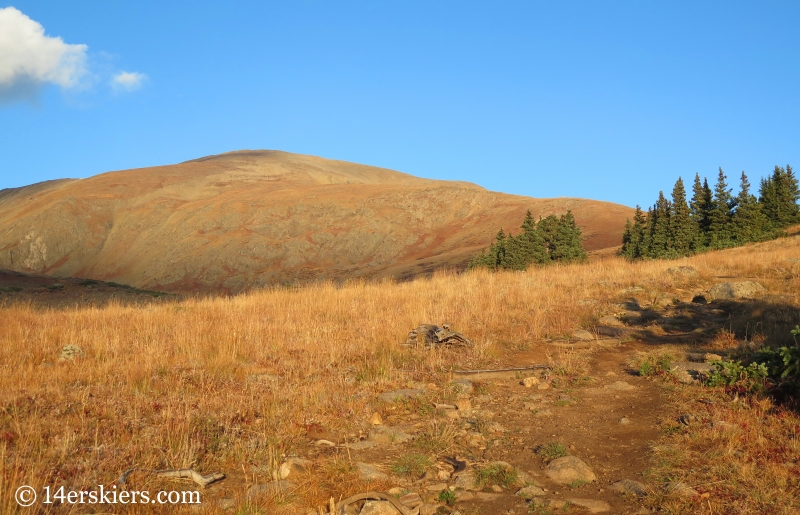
[516,210,549,265]
[689,173,710,250]
[732,171,768,243]
[551,211,587,262]
[669,177,694,256]
[708,168,735,248]
[759,165,799,228]
[648,192,672,257]
[537,215,561,259]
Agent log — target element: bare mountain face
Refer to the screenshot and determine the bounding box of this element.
[0,150,632,292]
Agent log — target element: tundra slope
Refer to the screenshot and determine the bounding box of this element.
[0,150,632,292]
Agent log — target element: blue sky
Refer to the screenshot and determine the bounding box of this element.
[1,1,798,207]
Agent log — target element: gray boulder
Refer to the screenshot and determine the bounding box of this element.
[708,281,766,300]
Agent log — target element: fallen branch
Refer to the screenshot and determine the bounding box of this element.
[335,491,414,515]
[118,468,226,488]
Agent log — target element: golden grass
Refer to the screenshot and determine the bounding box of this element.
[2,235,800,512]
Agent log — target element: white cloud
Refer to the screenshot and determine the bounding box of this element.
[112,71,147,92]
[0,7,89,102]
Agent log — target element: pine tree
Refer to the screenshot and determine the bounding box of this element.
[759,165,799,228]
[648,192,672,257]
[731,171,768,243]
[708,168,735,248]
[537,215,561,259]
[551,211,587,262]
[516,210,549,265]
[689,173,710,250]
[621,206,646,259]
[669,177,694,256]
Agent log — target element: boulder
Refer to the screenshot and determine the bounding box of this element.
[355,462,388,481]
[516,485,546,499]
[597,315,623,327]
[565,498,611,513]
[610,479,647,497]
[367,425,413,444]
[544,456,597,484]
[58,344,84,362]
[572,329,594,341]
[708,281,766,300]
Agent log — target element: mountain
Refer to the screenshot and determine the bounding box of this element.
[0,150,633,292]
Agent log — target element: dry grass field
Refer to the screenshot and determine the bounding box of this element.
[2,234,800,514]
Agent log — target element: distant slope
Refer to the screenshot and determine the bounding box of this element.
[0,150,633,292]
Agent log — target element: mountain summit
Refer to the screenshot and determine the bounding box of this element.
[0,150,632,292]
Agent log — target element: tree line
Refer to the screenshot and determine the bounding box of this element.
[622,165,799,259]
[469,210,587,271]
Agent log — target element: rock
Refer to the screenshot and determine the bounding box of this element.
[598,315,623,327]
[454,472,478,490]
[399,493,423,508]
[426,483,448,492]
[522,376,540,388]
[475,492,503,501]
[246,481,294,499]
[618,417,631,425]
[465,432,487,448]
[605,381,636,391]
[379,389,425,403]
[490,484,503,492]
[486,422,506,433]
[666,266,699,278]
[565,498,611,513]
[678,413,697,426]
[360,500,402,515]
[437,469,452,480]
[355,462,388,481]
[450,379,473,395]
[276,457,311,479]
[419,504,440,515]
[516,485,546,499]
[666,481,698,497]
[368,425,413,444]
[544,456,597,485]
[218,498,236,510]
[370,412,384,425]
[455,398,471,410]
[344,440,377,450]
[708,281,766,300]
[573,329,594,341]
[58,344,84,362]
[704,353,723,362]
[610,479,648,497]
[537,382,551,390]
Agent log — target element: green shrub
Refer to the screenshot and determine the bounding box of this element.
[638,354,675,377]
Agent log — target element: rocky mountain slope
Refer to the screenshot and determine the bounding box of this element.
[0,150,632,292]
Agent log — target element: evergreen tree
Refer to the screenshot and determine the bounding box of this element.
[516,210,549,265]
[669,177,694,256]
[621,206,646,259]
[708,168,735,248]
[689,173,711,250]
[551,211,587,262]
[648,192,672,257]
[537,215,561,258]
[760,165,800,228]
[732,171,768,243]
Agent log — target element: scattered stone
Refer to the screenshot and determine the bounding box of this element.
[666,481,699,497]
[355,462,388,481]
[475,492,503,501]
[399,493,423,508]
[546,499,568,509]
[451,379,474,395]
[598,315,623,327]
[314,439,336,447]
[455,491,474,501]
[566,498,611,513]
[370,412,384,425]
[618,417,631,425]
[276,457,311,480]
[537,382,551,391]
[522,376,540,388]
[465,432,487,448]
[516,485,546,499]
[58,344,84,362]
[610,479,648,497]
[426,483,448,492]
[246,481,294,499]
[386,487,405,496]
[487,422,506,433]
[379,389,426,403]
[573,329,594,341]
[344,440,376,450]
[437,469,452,480]
[544,456,597,485]
[218,498,236,510]
[665,266,699,278]
[704,353,723,362]
[605,381,636,391]
[454,472,477,490]
[368,425,413,444]
[490,485,503,492]
[361,500,402,515]
[605,371,617,376]
[708,281,766,300]
[678,413,697,426]
[406,324,474,348]
[455,398,472,410]
[419,504,440,515]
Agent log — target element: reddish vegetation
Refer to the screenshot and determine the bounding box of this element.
[0,150,632,292]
